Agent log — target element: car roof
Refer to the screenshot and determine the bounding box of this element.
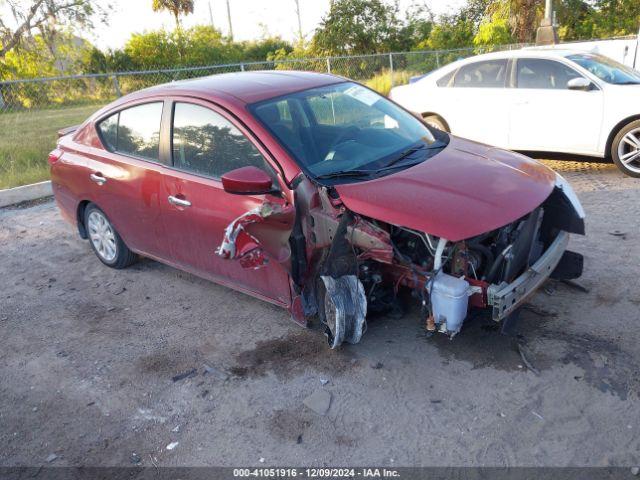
[124,70,344,106]
[452,47,588,63]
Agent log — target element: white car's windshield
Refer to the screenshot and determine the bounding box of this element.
[250,82,448,184]
[567,53,640,85]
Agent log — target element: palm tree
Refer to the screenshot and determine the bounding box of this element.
[152,0,195,29]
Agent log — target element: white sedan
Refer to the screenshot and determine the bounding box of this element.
[390,48,640,177]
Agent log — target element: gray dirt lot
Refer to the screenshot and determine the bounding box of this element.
[1,159,639,467]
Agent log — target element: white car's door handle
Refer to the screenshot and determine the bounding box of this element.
[168,195,191,208]
[89,173,107,185]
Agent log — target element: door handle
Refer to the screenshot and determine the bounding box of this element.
[168,195,191,208]
[89,173,107,185]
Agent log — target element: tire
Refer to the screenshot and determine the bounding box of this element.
[611,119,640,178]
[84,203,137,269]
[423,114,449,132]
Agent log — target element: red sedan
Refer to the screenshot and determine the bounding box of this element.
[50,71,585,347]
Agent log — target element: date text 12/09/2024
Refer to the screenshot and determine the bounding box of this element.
[233,468,401,478]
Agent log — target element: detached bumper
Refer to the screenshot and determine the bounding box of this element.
[487,231,570,321]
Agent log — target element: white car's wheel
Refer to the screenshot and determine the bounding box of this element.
[423,114,449,132]
[612,120,640,178]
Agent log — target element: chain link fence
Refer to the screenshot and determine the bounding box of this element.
[0,36,636,188]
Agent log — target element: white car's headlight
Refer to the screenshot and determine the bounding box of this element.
[555,173,585,219]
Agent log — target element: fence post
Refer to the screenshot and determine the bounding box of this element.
[112,74,121,97]
[326,57,331,74]
[240,63,245,72]
[436,52,440,68]
[389,53,394,89]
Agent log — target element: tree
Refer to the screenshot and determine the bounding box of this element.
[310,0,405,55]
[151,0,194,30]
[0,0,107,60]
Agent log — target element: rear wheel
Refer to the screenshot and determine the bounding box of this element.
[84,204,137,269]
[611,120,640,178]
[423,114,449,132]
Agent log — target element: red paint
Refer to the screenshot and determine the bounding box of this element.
[221,166,273,195]
[336,136,556,241]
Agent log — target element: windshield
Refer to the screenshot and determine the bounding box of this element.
[250,82,448,184]
[567,53,640,85]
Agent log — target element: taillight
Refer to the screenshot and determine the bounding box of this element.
[48,148,63,166]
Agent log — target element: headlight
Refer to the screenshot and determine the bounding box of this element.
[555,173,585,219]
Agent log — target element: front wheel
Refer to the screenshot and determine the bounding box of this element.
[84,204,137,269]
[611,120,640,178]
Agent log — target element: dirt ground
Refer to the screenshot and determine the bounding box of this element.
[1,159,639,468]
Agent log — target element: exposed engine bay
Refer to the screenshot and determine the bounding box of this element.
[217,174,585,349]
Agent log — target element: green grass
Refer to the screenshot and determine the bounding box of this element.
[365,69,420,96]
[0,104,104,189]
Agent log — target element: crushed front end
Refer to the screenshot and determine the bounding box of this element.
[218,170,584,348]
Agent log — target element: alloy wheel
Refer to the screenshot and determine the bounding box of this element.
[87,210,118,263]
[617,127,640,174]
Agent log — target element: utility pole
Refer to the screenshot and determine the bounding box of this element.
[536,0,558,45]
[226,0,234,41]
[208,1,214,28]
[294,0,303,44]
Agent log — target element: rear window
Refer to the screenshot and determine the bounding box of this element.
[437,69,456,87]
[453,60,507,88]
[97,102,163,161]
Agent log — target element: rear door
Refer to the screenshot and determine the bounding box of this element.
[159,99,294,306]
[91,100,167,258]
[443,59,512,148]
[508,57,604,154]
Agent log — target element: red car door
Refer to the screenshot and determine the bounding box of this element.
[90,100,167,258]
[158,99,294,306]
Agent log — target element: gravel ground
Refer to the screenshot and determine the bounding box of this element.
[1,159,639,468]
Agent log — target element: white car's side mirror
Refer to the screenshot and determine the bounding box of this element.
[567,77,592,91]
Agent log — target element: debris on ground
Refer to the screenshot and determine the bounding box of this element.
[172,368,197,382]
[166,442,179,451]
[46,453,58,463]
[608,230,627,239]
[259,457,265,463]
[202,364,229,380]
[371,362,384,369]
[522,303,558,318]
[561,279,590,293]
[130,452,142,465]
[303,389,332,416]
[631,467,639,476]
[171,425,180,433]
[296,435,303,444]
[516,342,540,376]
[320,378,329,386]
[531,411,544,421]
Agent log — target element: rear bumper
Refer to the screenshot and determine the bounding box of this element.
[487,231,570,321]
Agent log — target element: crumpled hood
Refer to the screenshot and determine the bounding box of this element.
[335,135,556,241]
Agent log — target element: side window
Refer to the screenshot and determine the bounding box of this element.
[98,113,118,151]
[97,102,163,161]
[171,102,273,179]
[437,69,456,87]
[453,60,508,88]
[516,58,582,89]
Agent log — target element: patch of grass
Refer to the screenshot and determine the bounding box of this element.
[365,69,420,96]
[0,104,103,189]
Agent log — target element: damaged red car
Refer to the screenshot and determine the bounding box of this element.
[50,71,585,348]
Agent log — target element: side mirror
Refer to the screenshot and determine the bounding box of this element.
[221,166,274,195]
[567,77,592,91]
